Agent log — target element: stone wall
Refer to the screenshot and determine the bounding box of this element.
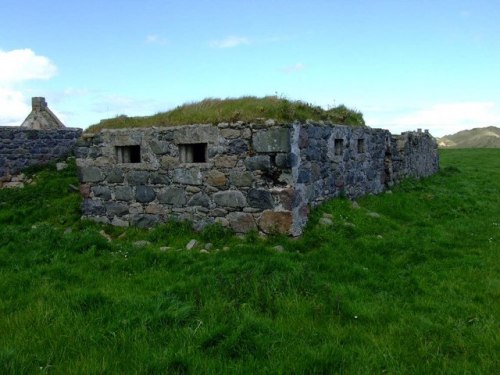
[391,130,439,182]
[290,124,391,233]
[0,127,82,179]
[290,124,438,234]
[76,122,296,234]
[76,122,439,236]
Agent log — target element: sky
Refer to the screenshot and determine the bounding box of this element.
[0,0,499,137]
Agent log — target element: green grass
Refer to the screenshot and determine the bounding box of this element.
[0,149,498,374]
[86,96,365,133]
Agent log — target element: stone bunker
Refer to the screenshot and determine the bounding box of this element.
[76,121,438,236]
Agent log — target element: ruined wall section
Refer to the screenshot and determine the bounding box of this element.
[76,122,439,236]
[391,131,439,182]
[76,122,296,234]
[0,127,82,179]
[290,123,391,234]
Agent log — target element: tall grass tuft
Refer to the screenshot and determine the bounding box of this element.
[86,96,365,133]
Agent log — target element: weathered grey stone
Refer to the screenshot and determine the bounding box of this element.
[56,162,68,171]
[92,186,111,200]
[319,217,333,226]
[79,183,91,198]
[215,217,229,227]
[174,125,218,144]
[241,128,252,139]
[135,185,156,203]
[186,239,198,250]
[214,155,238,168]
[258,210,293,234]
[211,208,227,216]
[151,173,170,185]
[106,169,124,183]
[105,201,129,217]
[297,169,311,183]
[274,188,295,210]
[227,139,248,154]
[173,168,202,185]
[227,212,256,233]
[111,216,129,227]
[230,171,253,187]
[114,186,134,201]
[247,188,274,209]
[243,207,261,213]
[131,214,160,228]
[2,181,24,189]
[220,128,241,138]
[127,171,149,185]
[188,192,210,207]
[186,186,201,193]
[149,140,170,155]
[160,156,180,169]
[80,166,104,182]
[253,128,291,152]
[213,190,247,208]
[157,187,187,206]
[245,155,271,171]
[129,203,143,214]
[275,153,296,168]
[82,198,105,215]
[145,203,165,214]
[206,170,226,186]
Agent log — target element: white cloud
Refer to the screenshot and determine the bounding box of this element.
[0,49,58,125]
[0,88,30,125]
[0,49,57,83]
[367,102,500,137]
[209,36,250,48]
[280,63,305,74]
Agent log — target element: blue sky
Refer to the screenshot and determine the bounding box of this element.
[1,0,499,136]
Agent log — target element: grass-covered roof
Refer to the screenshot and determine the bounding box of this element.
[86,96,365,133]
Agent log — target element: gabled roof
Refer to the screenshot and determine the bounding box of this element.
[20,97,65,129]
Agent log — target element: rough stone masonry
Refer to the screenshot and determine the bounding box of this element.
[0,97,82,185]
[76,121,438,236]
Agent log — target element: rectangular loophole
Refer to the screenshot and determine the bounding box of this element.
[334,139,344,156]
[116,145,141,163]
[179,143,207,163]
[357,139,365,153]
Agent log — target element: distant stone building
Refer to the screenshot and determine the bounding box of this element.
[0,97,81,183]
[76,121,439,236]
[21,97,66,129]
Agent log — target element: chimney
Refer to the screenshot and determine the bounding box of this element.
[32,97,48,111]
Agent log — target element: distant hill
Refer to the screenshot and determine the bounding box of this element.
[437,126,500,148]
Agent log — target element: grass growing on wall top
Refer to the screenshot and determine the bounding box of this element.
[86,96,365,133]
[0,149,498,374]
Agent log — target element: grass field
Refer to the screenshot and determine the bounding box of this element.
[0,149,498,374]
